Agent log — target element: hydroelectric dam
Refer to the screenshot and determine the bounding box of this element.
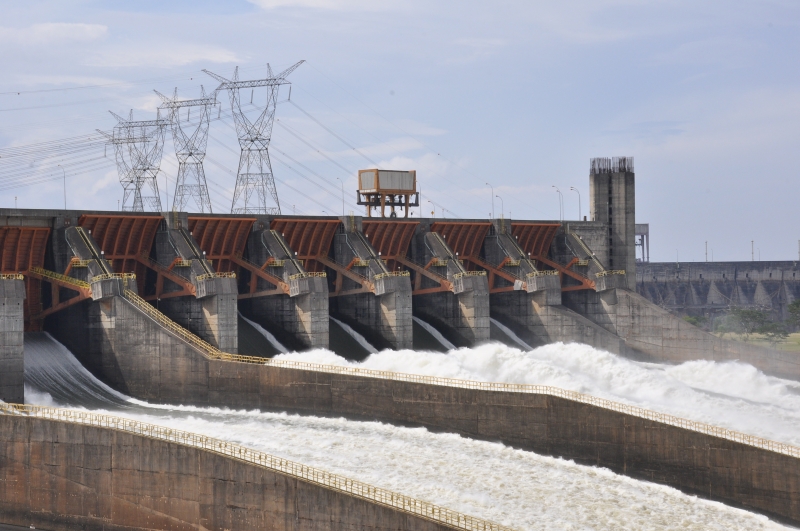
[2,159,800,530]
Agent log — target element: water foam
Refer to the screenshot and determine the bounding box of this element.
[21,333,795,529]
[275,342,800,446]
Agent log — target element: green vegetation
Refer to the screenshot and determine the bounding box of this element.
[709,306,791,349]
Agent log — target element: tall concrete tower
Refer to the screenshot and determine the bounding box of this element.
[589,157,636,289]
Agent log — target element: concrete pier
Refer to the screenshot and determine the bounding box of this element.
[409,227,489,346]
[153,214,238,352]
[0,277,24,403]
[329,217,412,350]
[239,228,329,350]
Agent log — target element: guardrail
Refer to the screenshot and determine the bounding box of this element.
[121,284,800,460]
[0,403,513,531]
[374,271,410,280]
[91,273,136,283]
[0,273,24,280]
[526,270,559,278]
[453,271,487,279]
[289,272,327,280]
[504,260,521,267]
[575,259,590,266]
[596,270,626,278]
[70,258,92,268]
[196,272,237,282]
[30,267,91,290]
[174,259,192,267]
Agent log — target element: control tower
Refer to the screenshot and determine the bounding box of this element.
[356,169,420,218]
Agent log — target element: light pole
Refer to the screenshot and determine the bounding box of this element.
[496,195,504,219]
[58,164,66,209]
[335,177,345,216]
[569,186,581,220]
[427,200,435,217]
[485,182,494,219]
[552,186,563,222]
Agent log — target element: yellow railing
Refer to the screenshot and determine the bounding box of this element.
[374,271,410,280]
[196,272,237,282]
[289,272,327,280]
[504,260,521,267]
[527,270,559,278]
[596,270,626,278]
[30,267,90,290]
[453,271,487,279]
[70,258,92,268]
[120,285,800,460]
[0,273,24,280]
[174,259,192,267]
[91,273,136,283]
[575,259,590,266]
[266,260,285,267]
[431,259,449,267]
[353,259,371,267]
[0,403,513,531]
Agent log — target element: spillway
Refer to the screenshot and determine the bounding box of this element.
[22,332,794,530]
[275,341,800,447]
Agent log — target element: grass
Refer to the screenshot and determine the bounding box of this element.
[712,331,800,352]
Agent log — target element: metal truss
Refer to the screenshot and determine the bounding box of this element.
[156,87,217,213]
[99,111,168,212]
[204,61,304,215]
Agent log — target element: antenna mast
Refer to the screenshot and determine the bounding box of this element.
[204,60,304,214]
[155,87,216,213]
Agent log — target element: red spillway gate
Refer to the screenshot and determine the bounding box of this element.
[0,226,50,328]
[187,217,256,273]
[269,218,341,272]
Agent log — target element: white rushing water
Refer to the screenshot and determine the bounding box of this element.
[490,317,534,350]
[21,333,797,530]
[330,316,378,353]
[276,341,800,446]
[239,312,288,353]
[413,316,456,350]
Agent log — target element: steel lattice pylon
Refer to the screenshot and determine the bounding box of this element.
[156,87,217,213]
[204,61,304,215]
[99,110,168,212]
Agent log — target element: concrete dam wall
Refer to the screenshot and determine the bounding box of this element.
[0,409,469,531]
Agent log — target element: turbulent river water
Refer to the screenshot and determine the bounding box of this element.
[22,332,797,530]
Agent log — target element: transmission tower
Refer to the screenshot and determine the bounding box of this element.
[99,110,168,212]
[155,87,216,213]
[204,61,304,214]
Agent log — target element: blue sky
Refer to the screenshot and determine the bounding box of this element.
[0,1,798,261]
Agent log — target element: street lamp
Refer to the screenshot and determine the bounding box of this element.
[58,164,66,209]
[485,182,494,219]
[496,195,504,219]
[551,186,563,222]
[427,200,435,217]
[335,177,345,216]
[569,186,581,220]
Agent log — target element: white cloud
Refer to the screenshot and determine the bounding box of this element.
[87,44,241,68]
[248,0,395,10]
[0,23,108,46]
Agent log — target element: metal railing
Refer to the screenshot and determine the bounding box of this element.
[91,273,136,283]
[119,285,800,460]
[431,259,449,267]
[527,270,559,278]
[196,272,237,282]
[453,271,487,279]
[568,232,605,272]
[575,259,589,266]
[289,271,327,280]
[70,258,92,268]
[174,259,192,267]
[0,273,24,280]
[596,270,626,278]
[374,271,410,280]
[30,267,90,290]
[503,260,521,267]
[266,259,285,267]
[0,403,513,531]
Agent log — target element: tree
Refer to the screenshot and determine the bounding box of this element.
[760,321,789,348]
[682,315,707,328]
[728,307,769,342]
[788,299,800,329]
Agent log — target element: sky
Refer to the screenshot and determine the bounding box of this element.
[0,0,798,262]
